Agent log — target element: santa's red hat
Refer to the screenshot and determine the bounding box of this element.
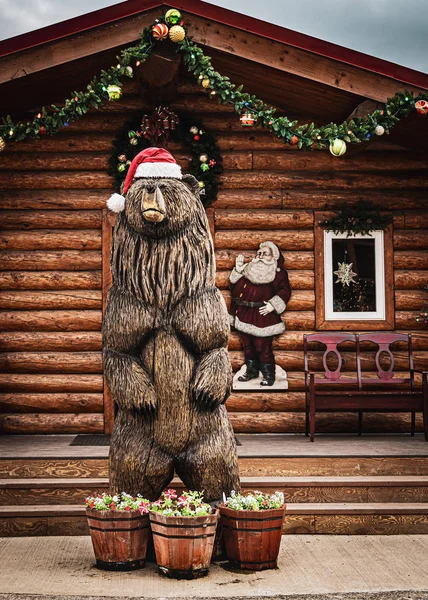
[107,147,182,213]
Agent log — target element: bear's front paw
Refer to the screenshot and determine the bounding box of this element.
[133,382,157,419]
[191,349,232,412]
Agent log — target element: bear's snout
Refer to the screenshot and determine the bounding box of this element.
[141,186,166,223]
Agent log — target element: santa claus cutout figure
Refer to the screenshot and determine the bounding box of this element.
[229,241,291,389]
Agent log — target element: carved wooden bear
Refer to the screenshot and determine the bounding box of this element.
[103,148,240,504]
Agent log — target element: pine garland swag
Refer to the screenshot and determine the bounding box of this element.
[109,113,223,207]
[1,9,428,153]
[319,199,393,236]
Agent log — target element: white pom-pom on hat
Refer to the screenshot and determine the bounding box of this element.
[107,193,126,213]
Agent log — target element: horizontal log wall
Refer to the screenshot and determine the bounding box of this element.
[1,79,428,434]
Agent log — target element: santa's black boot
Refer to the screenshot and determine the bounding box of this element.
[238,359,260,382]
[260,363,276,386]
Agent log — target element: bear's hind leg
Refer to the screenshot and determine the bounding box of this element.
[176,409,240,504]
[109,411,174,501]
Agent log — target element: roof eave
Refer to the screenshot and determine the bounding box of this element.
[0,0,427,90]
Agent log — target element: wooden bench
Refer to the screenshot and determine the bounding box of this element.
[303,332,428,442]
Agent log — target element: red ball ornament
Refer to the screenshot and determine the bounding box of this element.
[290,135,299,146]
[39,126,46,135]
[152,23,169,40]
[209,159,216,167]
[194,135,200,141]
[74,97,79,102]
[415,100,428,115]
[240,112,255,127]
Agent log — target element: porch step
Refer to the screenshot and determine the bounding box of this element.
[3,455,428,478]
[2,476,428,505]
[1,502,428,537]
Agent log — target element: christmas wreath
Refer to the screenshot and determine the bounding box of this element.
[109,108,222,206]
[319,199,393,236]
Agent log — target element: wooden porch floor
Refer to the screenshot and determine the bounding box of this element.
[1,433,427,459]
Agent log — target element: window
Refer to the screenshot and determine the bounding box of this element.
[315,214,394,330]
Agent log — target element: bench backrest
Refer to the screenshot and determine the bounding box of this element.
[356,333,414,389]
[304,332,415,390]
[303,333,357,382]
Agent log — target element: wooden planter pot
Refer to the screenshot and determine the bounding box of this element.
[86,508,150,571]
[149,510,219,579]
[220,505,286,570]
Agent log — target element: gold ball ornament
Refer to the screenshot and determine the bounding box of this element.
[169,25,186,42]
[190,126,199,135]
[165,9,181,25]
[199,154,208,163]
[375,125,385,136]
[201,78,210,88]
[107,85,122,101]
[152,23,169,40]
[329,138,347,157]
[0,137,5,152]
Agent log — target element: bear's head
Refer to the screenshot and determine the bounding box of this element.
[123,174,202,238]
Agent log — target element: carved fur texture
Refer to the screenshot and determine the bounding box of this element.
[103,175,240,503]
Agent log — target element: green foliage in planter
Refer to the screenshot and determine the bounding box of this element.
[150,489,213,517]
[223,490,285,510]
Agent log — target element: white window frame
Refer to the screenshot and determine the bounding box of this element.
[324,230,385,321]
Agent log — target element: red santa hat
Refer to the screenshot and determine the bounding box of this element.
[107,147,182,213]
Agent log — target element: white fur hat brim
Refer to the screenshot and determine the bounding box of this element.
[134,162,182,179]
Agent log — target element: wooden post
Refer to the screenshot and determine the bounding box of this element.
[102,209,116,434]
[206,207,215,248]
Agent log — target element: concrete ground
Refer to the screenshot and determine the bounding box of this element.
[0,535,428,599]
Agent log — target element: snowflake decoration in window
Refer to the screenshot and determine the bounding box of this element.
[334,262,358,286]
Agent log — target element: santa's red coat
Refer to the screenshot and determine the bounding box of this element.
[229,268,291,337]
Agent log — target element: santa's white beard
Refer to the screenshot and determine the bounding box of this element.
[244,258,278,284]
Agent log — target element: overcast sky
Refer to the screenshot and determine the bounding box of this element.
[1,0,427,74]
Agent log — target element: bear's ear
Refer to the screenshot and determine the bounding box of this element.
[181,174,200,196]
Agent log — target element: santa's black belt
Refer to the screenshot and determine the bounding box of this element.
[235,299,264,308]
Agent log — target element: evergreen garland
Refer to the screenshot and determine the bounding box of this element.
[109,112,223,206]
[1,9,428,153]
[319,199,393,236]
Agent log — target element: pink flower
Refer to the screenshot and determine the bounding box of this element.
[263,499,268,505]
[139,505,148,514]
[110,503,116,510]
[90,501,95,509]
[177,495,187,507]
[125,506,131,511]
[153,499,162,506]
[164,489,177,500]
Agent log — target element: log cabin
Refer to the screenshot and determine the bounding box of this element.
[1,0,428,538]
[0,0,428,438]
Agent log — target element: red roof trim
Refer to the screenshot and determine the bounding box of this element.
[1,0,428,90]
